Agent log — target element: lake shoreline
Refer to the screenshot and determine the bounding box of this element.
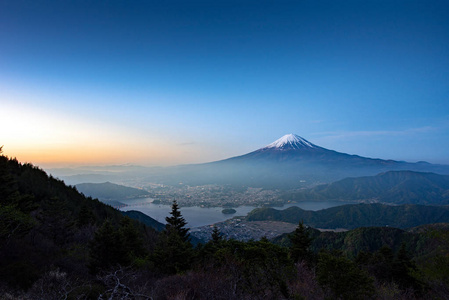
[119,199,356,228]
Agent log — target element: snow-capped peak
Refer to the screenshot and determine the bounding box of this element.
[264,134,317,150]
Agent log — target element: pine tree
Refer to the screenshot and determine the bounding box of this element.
[119,217,147,259]
[165,200,190,242]
[0,151,35,243]
[0,153,18,204]
[88,219,129,274]
[372,245,395,283]
[289,220,313,263]
[40,197,75,246]
[317,251,375,300]
[211,225,222,243]
[393,243,423,292]
[77,205,95,227]
[152,200,193,274]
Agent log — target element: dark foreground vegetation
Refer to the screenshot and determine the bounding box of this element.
[1,149,449,299]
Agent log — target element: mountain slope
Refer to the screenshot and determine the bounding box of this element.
[46,134,449,189]
[0,154,158,290]
[246,203,449,229]
[48,134,449,190]
[264,133,320,150]
[152,134,449,189]
[122,210,165,231]
[76,182,151,200]
[273,223,449,259]
[284,171,449,204]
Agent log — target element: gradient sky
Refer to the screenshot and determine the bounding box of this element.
[1,0,449,167]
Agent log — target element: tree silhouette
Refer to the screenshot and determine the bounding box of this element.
[77,205,95,227]
[165,200,190,243]
[119,217,147,259]
[393,243,424,293]
[0,151,35,244]
[152,200,193,274]
[317,251,375,300]
[88,219,128,274]
[211,225,222,243]
[289,220,313,263]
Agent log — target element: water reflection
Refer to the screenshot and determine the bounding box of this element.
[120,198,354,228]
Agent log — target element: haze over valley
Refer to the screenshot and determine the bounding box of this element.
[63,133,449,244]
[62,134,449,209]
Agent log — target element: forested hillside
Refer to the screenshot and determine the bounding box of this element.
[76,182,151,200]
[273,223,449,258]
[122,210,165,231]
[246,203,449,229]
[283,171,449,204]
[0,150,158,297]
[1,150,449,299]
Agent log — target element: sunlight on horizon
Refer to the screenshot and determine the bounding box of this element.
[0,104,184,167]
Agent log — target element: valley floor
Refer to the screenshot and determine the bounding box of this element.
[191,219,298,242]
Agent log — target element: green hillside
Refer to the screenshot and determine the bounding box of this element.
[283,171,449,204]
[246,203,449,229]
[274,224,448,257]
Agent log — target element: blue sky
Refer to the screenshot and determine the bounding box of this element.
[1,0,449,166]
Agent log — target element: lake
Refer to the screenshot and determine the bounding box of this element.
[120,199,354,228]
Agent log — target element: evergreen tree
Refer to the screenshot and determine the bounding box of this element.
[393,243,424,293]
[0,150,18,204]
[0,204,34,244]
[289,220,313,263]
[88,219,129,274]
[0,151,35,243]
[119,216,147,259]
[77,205,95,227]
[371,245,395,283]
[165,200,190,242]
[152,227,193,274]
[39,196,75,246]
[211,225,222,243]
[317,251,375,300]
[395,243,415,274]
[152,200,193,274]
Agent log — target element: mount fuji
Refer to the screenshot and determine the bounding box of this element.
[157,134,449,188]
[263,134,319,150]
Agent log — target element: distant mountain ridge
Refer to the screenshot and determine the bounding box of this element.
[283,171,449,204]
[76,182,150,200]
[50,134,449,189]
[246,203,449,229]
[122,210,165,231]
[161,134,449,188]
